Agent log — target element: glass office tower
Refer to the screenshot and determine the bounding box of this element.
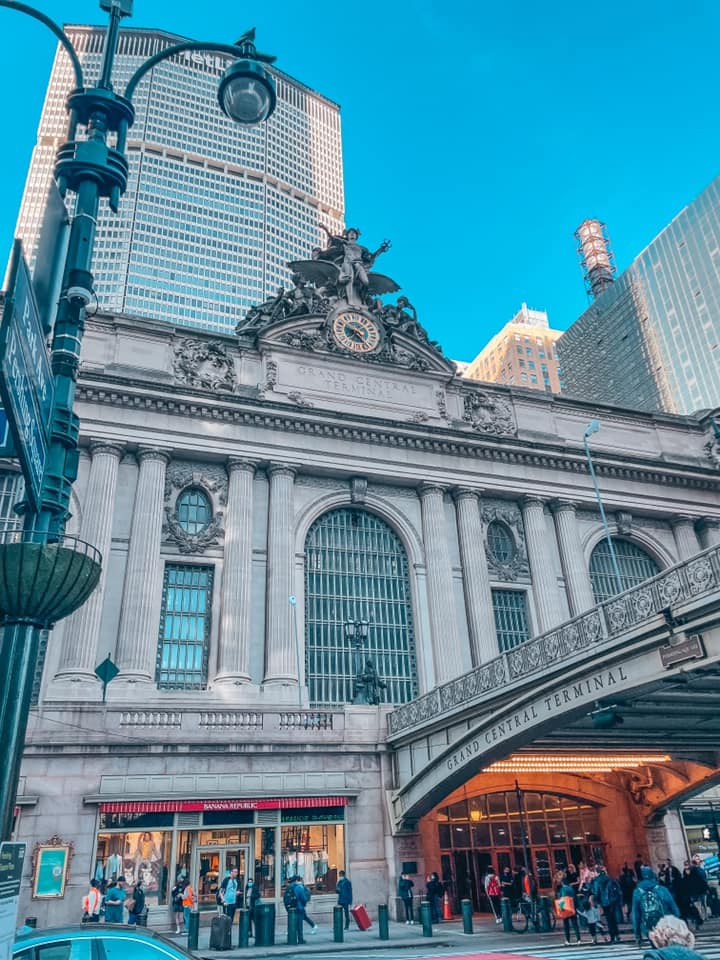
[559,176,720,414]
[14,27,345,335]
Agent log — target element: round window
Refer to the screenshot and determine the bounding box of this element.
[176,488,212,535]
[486,521,515,563]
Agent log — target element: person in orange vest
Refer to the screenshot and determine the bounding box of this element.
[181,878,196,930]
[82,879,102,923]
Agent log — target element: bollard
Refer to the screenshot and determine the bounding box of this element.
[255,901,275,947]
[538,897,551,933]
[461,899,473,934]
[24,918,37,929]
[286,907,299,945]
[187,909,199,951]
[420,899,433,937]
[333,905,344,942]
[238,908,249,948]
[378,903,389,940]
[501,898,513,933]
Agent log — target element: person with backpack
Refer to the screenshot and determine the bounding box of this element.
[336,870,353,930]
[293,875,318,935]
[127,879,145,925]
[220,867,239,923]
[485,868,502,922]
[632,866,680,947]
[398,872,415,924]
[592,865,622,943]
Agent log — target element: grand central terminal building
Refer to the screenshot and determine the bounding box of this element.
[9,237,720,923]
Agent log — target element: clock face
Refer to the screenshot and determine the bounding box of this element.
[331,310,381,354]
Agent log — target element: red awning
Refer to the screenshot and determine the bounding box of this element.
[99,796,348,814]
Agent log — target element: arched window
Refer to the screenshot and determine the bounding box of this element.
[176,487,212,534]
[589,537,660,603]
[304,508,417,707]
[486,521,515,564]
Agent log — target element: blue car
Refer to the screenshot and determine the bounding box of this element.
[14,926,196,960]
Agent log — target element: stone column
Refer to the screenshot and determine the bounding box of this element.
[521,496,563,633]
[698,518,720,548]
[215,459,256,685]
[116,447,171,681]
[551,500,596,616]
[453,488,497,665]
[263,465,297,685]
[419,483,462,683]
[671,515,701,561]
[55,441,124,681]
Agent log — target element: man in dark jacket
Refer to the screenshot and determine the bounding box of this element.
[591,866,621,942]
[337,870,353,930]
[632,866,680,945]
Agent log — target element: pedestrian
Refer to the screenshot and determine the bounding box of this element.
[500,865,516,902]
[591,864,622,943]
[579,894,605,944]
[220,867,238,923]
[398,872,415,924]
[104,876,126,924]
[676,864,704,929]
[82,879,102,923]
[337,870,353,930]
[620,863,636,921]
[293,875,318,935]
[283,879,303,944]
[127,878,145,925]
[556,878,581,946]
[426,872,444,923]
[171,877,185,934]
[182,877,196,931]
[643,915,706,960]
[688,857,708,919]
[245,878,259,937]
[632,866,680,947]
[485,868,502,923]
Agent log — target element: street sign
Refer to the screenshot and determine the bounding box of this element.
[0,408,13,457]
[0,241,54,510]
[659,633,705,669]
[0,842,26,960]
[95,654,120,702]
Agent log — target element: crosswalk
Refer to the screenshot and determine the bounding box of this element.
[493,933,720,960]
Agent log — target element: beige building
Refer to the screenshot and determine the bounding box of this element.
[463,303,564,393]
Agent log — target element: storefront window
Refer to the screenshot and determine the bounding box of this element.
[279,824,345,894]
[95,830,172,904]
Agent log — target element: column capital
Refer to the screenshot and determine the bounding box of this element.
[698,516,720,531]
[418,482,446,499]
[520,494,546,510]
[227,457,257,476]
[89,439,125,460]
[137,446,172,465]
[267,463,297,480]
[549,498,578,516]
[670,514,695,528]
[452,487,480,504]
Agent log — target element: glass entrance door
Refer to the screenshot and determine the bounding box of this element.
[196,846,249,910]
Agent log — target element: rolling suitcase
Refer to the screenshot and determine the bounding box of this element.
[210,913,232,950]
[351,904,371,930]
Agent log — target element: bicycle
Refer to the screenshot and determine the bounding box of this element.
[510,896,557,933]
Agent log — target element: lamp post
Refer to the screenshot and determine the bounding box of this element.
[583,419,623,596]
[0,0,279,842]
[343,619,369,703]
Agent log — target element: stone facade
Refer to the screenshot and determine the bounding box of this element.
[13,312,720,925]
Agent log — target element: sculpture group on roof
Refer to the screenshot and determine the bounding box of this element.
[236,224,442,354]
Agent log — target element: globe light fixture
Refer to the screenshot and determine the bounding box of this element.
[219,58,276,125]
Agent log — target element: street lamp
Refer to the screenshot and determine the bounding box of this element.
[0,0,279,842]
[583,419,624,596]
[343,619,369,703]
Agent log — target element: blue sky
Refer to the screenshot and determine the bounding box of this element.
[1,0,719,361]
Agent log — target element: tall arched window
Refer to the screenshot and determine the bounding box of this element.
[304,508,418,707]
[589,537,660,603]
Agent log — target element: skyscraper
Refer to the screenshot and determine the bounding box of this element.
[462,302,564,393]
[559,177,720,414]
[14,26,345,335]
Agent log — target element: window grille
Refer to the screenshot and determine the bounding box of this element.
[0,472,24,533]
[486,521,515,564]
[156,564,213,689]
[304,508,417,707]
[176,487,212,534]
[492,589,530,652]
[589,538,660,603]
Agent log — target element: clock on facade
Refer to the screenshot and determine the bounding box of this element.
[331,310,382,354]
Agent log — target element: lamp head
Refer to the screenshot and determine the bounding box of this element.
[343,621,356,641]
[584,419,601,440]
[219,45,276,125]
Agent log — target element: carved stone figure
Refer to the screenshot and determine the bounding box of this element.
[462,390,516,437]
[353,657,387,706]
[172,339,235,392]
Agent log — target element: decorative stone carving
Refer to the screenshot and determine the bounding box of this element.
[435,390,449,422]
[616,511,633,535]
[481,501,530,581]
[350,477,368,504]
[704,420,720,469]
[286,391,315,408]
[163,462,227,554]
[407,411,429,424]
[461,389,516,437]
[172,338,235,392]
[263,359,278,395]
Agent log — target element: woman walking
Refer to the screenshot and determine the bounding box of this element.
[556,877,581,946]
[171,877,185,934]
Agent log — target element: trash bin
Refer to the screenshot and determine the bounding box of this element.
[254,902,275,946]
